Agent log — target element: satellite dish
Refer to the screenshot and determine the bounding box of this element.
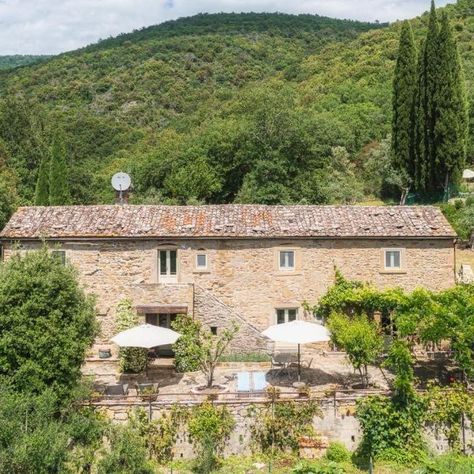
[111,172,131,191]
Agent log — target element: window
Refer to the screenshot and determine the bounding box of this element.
[279,250,295,271]
[51,250,66,265]
[196,253,207,270]
[276,308,298,324]
[384,249,401,270]
[158,249,177,282]
[210,326,218,335]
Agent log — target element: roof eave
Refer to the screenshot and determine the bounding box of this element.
[0,234,458,242]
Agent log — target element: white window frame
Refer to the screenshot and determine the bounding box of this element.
[196,253,208,271]
[279,250,295,271]
[275,308,298,325]
[383,248,403,271]
[158,248,178,283]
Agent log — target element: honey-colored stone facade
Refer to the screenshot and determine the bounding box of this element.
[2,237,455,355]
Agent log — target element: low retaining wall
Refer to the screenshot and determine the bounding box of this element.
[89,391,474,459]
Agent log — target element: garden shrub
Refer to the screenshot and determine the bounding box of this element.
[0,385,107,474]
[325,441,351,463]
[97,425,155,474]
[292,460,346,474]
[0,248,97,398]
[116,299,148,374]
[219,352,271,363]
[171,314,202,373]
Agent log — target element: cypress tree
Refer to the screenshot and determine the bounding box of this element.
[34,156,49,205]
[424,0,440,191]
[392,21,417,183]
[414,39,428,191]
[434,12,469,193]
[49,131,70,205]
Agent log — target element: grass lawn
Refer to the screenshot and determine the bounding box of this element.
[163,453,474,473]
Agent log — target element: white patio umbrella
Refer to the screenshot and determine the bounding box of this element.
[262,320,331,382]
[111,324,182,377]
[111,323,181,349]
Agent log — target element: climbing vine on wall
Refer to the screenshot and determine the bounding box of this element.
[129,405,189,464]
[187,402,235,472]
[425,383,474,452]
[249,400,322,454]
[356,393,428,465]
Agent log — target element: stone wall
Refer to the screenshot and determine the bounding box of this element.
[93,394,471,459]
[194,284,270,354]
[3,237,455,359]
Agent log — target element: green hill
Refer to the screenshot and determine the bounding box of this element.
[0,55,50,70]
[0,6,471,207]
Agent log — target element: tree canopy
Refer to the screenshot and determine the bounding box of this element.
[0,6,470,211]
[0,248,97,396]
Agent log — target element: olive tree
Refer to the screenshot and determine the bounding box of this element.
[172,315,238,387]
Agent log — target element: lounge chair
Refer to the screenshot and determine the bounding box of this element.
[237,372,251,397]
[252,372,268,393]
[105,383,129,396]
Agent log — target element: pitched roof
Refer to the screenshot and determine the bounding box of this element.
[0,205,456,240]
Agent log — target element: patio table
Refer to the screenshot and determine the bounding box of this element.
[272,352,299,377]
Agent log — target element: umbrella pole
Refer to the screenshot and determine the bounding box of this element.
[298,344,301,382]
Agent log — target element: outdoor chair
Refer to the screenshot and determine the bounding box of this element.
[105,383,129,397]
[271,355,285,371]
[272,352,298,377]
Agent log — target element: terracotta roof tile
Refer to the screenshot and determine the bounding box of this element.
[0,205,456,240]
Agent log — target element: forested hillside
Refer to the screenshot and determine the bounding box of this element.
[0,5,472,211]
[0,55,50,70]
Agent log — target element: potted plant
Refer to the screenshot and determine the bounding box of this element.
[266,386,281,401]
[139,384,158,402]
[297,384,311,399]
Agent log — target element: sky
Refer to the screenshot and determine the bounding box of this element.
[0,0,452,55]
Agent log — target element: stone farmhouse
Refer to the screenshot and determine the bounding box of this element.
[0,205,457,359]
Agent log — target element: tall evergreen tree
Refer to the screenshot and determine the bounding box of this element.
[34,156,49,205]
[49,131,70,205]
[391,21,417,189]
[414,39,428,191]
[423,0,441,191]
[434,12,469,192]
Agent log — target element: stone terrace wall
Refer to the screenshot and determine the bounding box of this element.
[93,395,473,459]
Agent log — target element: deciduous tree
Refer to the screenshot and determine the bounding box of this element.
[0,248,97,396]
